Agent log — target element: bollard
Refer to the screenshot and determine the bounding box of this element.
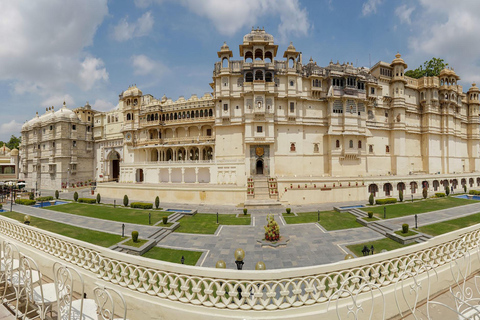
[114,200,116,208]
[217,212,219,224]
[317,210,320,222]
[122,223,125,237]
[149,212,151,225]
[383,207,386,219]
[415,214,418,229]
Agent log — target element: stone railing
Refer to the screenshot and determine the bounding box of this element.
[0,215,479,318]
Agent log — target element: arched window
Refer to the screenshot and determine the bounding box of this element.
[336,140,340,148]
[107,116,110,123]
[222,58,228,68]
[289,58,294,68]
[386,145,390,153]
[126,113,131,121]
[358,141,362,149]
[290,143,296,152]
[200,110,203,117]
[147,115,151,121]
[174,113,177,120]
[245,51,253,62]
[254,49,263,60]
[255,70,263,81]
[133,99,138,106]
[209,109,213,117]
[349,140,353,148]
[265,72,273,82]
[195,110,199,117]
[245,72,253,82]
[265,51,273,63]
[162,114,165,121]
[155,113,158,120]
[166,114,169,121]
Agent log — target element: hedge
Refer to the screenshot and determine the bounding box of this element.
[15,199,36,205]
[435,192,446,197]
[469,190,480,195]
[130,202,153,209]
[375,198,397,205]
[78,198,97,204]
[36,196,54,202]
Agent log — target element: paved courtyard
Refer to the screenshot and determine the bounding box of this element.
[6,188,480,270]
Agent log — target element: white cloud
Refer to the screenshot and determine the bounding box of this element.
[406,0,480,85]
[40,94,75,108]
[0,1,109,96]
[138,0,311,43]
[395,4,415,25]
[362,0,382,16]
[92,99,117,111]
[132,54,168,76]
[79,57,109,91]
[112,11,154,42]
[0,120,22,135]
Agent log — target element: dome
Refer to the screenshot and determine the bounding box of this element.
[468,83,480,93]
[26,112,41,128]
[1,144,10,154]
[123,85,142,98]
[10,148,18,156]
[242,27,274,45]
[391,53,407,68]
[54,102,76,121]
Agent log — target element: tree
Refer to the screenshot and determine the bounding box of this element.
[405,58,448,79]
[155,196,160,209]
[96,193,101,204]
[399,190,403,202]
[445,185,450,196]
[73,192,78,202]
[0,135,21,150]
[369,193,374,205]
[422,188,428,199]
[55,190,59,200]
[123,195,129,207]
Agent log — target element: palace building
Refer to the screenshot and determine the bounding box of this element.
[20,28,480,205]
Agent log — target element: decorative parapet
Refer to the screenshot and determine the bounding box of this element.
[0,215,479,316]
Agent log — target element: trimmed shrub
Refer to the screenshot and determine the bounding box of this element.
[0,204,2,209]
[402,224,409,234]
[435,192,446,197]
[367,211,373,219]
[96,193,101,204]
[29,192,34,200]
[36,196,53,202]
[286,208,291,214]
[155,196,160,209]
[55,190,59,199]
[243,208,248,215]
[132,231,139,243]
[445,186,450,196]
[369,193,374,205]
[15,199,36,205]
[73,192,79,202]
[469,190,480,195]
[375,198,397,205]
[123,195,129,207]
[399,190,403,202]
[78,198,96,204]
[130,202,153,209]
[422,188,428,199]
[464,185,467,193]
[162,216,168,224]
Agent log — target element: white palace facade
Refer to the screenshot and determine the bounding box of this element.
[21,28,480,205]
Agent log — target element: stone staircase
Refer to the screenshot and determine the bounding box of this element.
[415,233,433,243]
[349,208,368,219]
[245,176,281,208]
[367,221,396,236]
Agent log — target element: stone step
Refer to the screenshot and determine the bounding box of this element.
[367,222,396,236]
[348,208,367,218]
[167,213,184,223]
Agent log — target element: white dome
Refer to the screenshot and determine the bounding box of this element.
[55,106,75,121]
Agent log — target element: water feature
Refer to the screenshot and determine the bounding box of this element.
[33,200,68,208]
[455,195,480,201]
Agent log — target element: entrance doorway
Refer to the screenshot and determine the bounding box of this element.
[112,160,119,181]
[256,160,264,175]
[136,169,144,182]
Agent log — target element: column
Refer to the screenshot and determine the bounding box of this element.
[181,168,185,183]
[168,168,172,183]
[195,167,199,183]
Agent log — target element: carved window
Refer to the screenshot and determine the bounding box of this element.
[336,140,340,148]
[290,143,296,152]
[349,140,353,148]
[314,143,319,153]
[369,145,373,153]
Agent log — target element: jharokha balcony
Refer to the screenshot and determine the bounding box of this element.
[1,212,480,319]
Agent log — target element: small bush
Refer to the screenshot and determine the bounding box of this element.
[155,196,160,209]
[369,193,374,205]
[375,198,397,205]
[286,208,291,214]
[123,195,129,207]
[55,190,59,199]
[15,199,36,205]
[399,190,403,202]
[132,231,139,242]
[464,185,467,193]
[445,186,450,196]
[243,208,248,215]
[0,204,2,209]
[435,192,446,197]
[78,198,96,204]
[36,196,53,202]
[73,192,79,202]
[422,188,428,199]
[96,193,101,204]
[367,211,373,219]
[130,202,153,209]
[162,216,168,224]
[29,192,35,200]
[470,190,480,195]
[402,224,409,234]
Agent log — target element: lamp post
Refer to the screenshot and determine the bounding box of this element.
[67,167,70,192]
[255,261,266,270]
[234,248,245,270]
[181,256,185,264]
[317,210,320,222]
[411,194,413,202]
[383,206,386,219]
[122,223,125,237]
[415,214,418,229]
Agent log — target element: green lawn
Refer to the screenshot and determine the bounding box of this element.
[175,213,250,234]
[394,230,417,237]
[47,203,171,225]
[282,211,361,230]
[0,211,123,247]
[417,212,480,236]
[362,197,476,219]
[122,238,148,248]
[143,247,202,265]
[347,238,413,257]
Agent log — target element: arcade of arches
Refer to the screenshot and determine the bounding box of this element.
[142,146,214,162]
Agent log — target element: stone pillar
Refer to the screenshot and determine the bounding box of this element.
[195,167,199,184]
[181,168,185,183]
[168,168,172,183]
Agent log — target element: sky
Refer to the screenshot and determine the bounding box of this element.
[1,0,480,141]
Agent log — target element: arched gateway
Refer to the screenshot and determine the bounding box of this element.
[107,151,121,181]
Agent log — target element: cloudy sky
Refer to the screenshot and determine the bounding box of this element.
[1,0,480,141]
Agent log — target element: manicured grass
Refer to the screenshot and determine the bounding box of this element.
[143,247,202,265]
[362,217,379,222]
[282,211,362,230]
[47,203,171,225]
[122,238,148,248]
[175,213,250,234]
[417,212,480,236]
[0,211,123,247]
[347,238,413,257]
[394,230,417,237]
[362,197,476,219]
